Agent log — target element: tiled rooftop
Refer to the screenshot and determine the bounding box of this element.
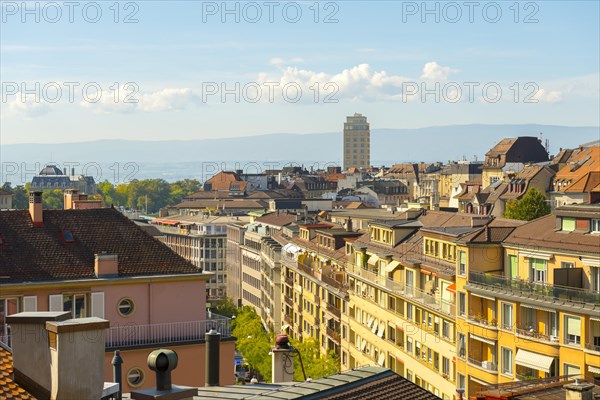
[0,345,35,400]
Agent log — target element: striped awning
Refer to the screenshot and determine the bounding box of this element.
[589,365,600,374]
[515,349,555,373]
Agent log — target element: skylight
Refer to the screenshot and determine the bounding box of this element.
[62,230,75,243]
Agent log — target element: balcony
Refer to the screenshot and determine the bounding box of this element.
[284,296,293,307]
[326,327,341,342]
[326,303,342,318]
[468,314,498,329]
[468,357,498,372]
[515,327,557,344]
[467,271,600,312]
[348,263,456,317]
[285,275,294,286]
[105,317,231,349]
[585,342,600,353]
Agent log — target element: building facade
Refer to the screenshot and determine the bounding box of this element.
[343,113,370,170]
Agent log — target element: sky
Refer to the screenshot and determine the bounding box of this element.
[1,0,599,144]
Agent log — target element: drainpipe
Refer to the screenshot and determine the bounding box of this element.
[112,350,123,400]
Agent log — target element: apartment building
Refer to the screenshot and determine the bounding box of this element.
[482,137,549,189]
[153,215,250,303]
[341,211,482,400]
[551,146,600,207]
[457,204,600,396]
[0,189,12,210]
[279,221,360,357]
[0,192,235,391]
[226,222,247,306]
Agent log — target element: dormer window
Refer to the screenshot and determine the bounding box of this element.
[62,230,75,243]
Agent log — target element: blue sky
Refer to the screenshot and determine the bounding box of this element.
[1,0,599,144]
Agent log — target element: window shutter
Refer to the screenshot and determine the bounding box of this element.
[23,296,37,312]
[49,294,63,311]
[567,316,581,336]
[91,292,105,318]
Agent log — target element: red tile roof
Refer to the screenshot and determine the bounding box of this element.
[0,345,35,400]
[0,208,199,283]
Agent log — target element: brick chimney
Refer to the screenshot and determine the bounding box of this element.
[95,253,119,277]
[28,191,43,226]
[64,189,80,210]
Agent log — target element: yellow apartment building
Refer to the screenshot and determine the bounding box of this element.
[458,204,600,396]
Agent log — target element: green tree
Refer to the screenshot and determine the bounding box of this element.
[213,297,238,318]
[42,189,64,209]
[231,307,273,381]
[290,337,339,381]
[504,188,551,221]
[169,179,201,205]
[1,183,28,209]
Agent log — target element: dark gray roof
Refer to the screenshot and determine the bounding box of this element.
[192,366,440,400]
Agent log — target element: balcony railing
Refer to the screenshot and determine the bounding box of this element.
[468,357,497,372]
[284,296,293,307]
[585,342,600,352]
[105,317,231,349]
[326,303,342,318]
[349,264,456,317]
[326,327,341,342]
[468,271,600,308]
[515,327,557,344]
[468,314,498,328]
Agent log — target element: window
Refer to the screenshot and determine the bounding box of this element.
[508,255,518,280]
[501,347,513,375]
[561,261,575,269]
[407,303,413,320]
[127,368,145,387]
[406,338,413,354]
[501,303,513,330]
[457,373,466,391]
[61,230,75,243]
[458,292,466,317]
[591,219,600,233]
[458,251,466,276]
[457,333,466,359]
[442,320,451,339]
[118,298,135,316]
[564,315,581,345]
[63,294,87,318]
[591,267,600,292]
[529,258,547,283]
[563,364,581,378]
[562,217,576,231]
[406,369,413,382]
[442,356,450,375]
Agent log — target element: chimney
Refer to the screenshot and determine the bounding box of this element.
[271,334,294,383]
[564,380,596,400]
[6,311,71,399]
[64,188,80,210]
[95,253,119,277]
[345,217,353,232]
[29,191,43,226]
[131,349,196,400]
[206,329,221,386]
[45,317,111,400]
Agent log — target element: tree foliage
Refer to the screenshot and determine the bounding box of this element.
[213,297,238,318]
[230,307,340,383]
[504,188,551,221]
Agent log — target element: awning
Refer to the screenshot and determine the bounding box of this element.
[471,292,495,301]
[515,349,555,373]
[589,365,600,374]
[377,322,385,338]
[446,283,457,294]
[371,320,379,333]
[378,352,385,366]
[582,258,600,267]
[152,218,179,226]
[282,243,301,254]
[368,254,379,265]
[384,260,401,273]
[471,334,496,346]
[470,376,492,387]
[361,340,367,351]
[281,324,290,331]
[348,300,355,308]
[367,316,374,327]
[420,269,432,275]
[520,251,552,260]
[520,303,556,313]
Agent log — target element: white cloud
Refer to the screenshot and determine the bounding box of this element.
[1,95,52,119]
[80,86,200,113]
[532,88,563,103]
[420,62,459,82]
[269,57,304,67]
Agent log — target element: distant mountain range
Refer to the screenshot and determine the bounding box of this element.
[2,124,598,175]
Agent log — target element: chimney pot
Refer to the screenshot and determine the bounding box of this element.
[206,330,221,387]
[28,191,43,225]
